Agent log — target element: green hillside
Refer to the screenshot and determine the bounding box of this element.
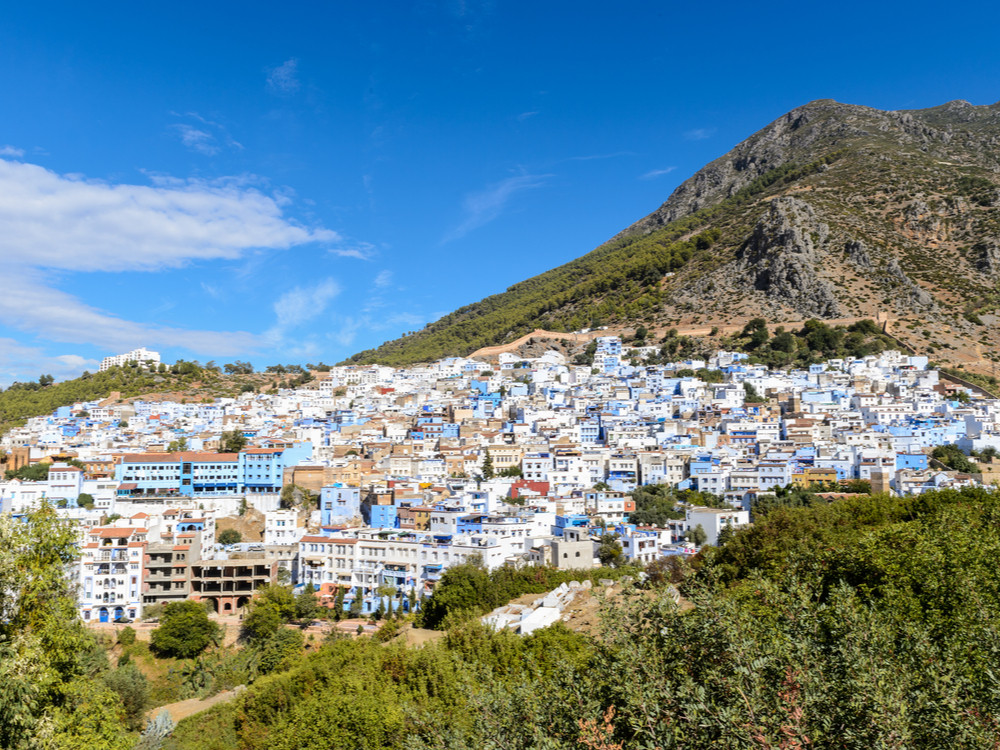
[0,364,280,437]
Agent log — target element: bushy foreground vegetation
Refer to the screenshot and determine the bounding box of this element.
[9,487,1000,748]
[174,486,1000,748]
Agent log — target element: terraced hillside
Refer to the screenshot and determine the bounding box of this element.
[346,99,1000,369]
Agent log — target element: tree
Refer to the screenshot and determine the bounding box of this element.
[166,437,188,453]
[243,584,296,644]
[150,601,220,658]
[102,663,148,730]
[931,444,977,473]
[220,429,248,453]
[348,591,363,619]
[75,492,95,509]
[242,604,283,645]
[294,584,320,622]
[597,533,625,567]
[218,528,241,545]
[686,523,708,547]
[5,462,50,481]
[482,448,495,480]
[333,587,345,621]
[0,502,133,749]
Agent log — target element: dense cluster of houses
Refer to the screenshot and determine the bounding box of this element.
[2,337,996,623]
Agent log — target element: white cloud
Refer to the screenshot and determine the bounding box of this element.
[0,145,24,157]
[0,337,100,387]
[684,127,717,141]
[267,278,340,344]
[444,172,550,242]
[374,270,393,288]
[0,160,339,272]
[0,272,260,356]
[640,167,677,179]
[516,111,539,122]
[0,159,346,356]
[267,59,301,95]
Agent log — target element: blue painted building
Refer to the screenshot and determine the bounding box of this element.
[320,485,362,524]
[238,442,313,495]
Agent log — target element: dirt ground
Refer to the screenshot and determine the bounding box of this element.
[148,687,244,724]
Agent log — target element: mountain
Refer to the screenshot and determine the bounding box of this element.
[346,99,1000,369]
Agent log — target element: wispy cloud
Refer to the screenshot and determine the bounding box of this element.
[0,145,24,158]
[516,111,539,122]
[328,311,426,348]
[444,172,550,242]
[172,124,218,155]
[267,278,340,343]
[330,242,376,261]
[374,270,393,288]
[267,58,301,95]
[201,282,222,299]
[684,127,716,141]
[170,113,243,156]
[0,159,343,355]
[565,151,633,162]
[640,166,677,179]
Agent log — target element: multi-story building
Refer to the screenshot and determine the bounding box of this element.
[100,347,160,372]
[79,525,148,623]
[190,555,279,615]
[115,452,240,498]
[239,442,313,495]
[143,537,201,608]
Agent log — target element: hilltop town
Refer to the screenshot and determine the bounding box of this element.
[2,335,993,625]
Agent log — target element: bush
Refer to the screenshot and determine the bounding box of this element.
[218,528,242,545]
[118,626,136,646]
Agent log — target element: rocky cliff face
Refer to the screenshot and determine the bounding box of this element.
[735,197,841,318]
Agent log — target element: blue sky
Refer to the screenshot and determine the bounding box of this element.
[2,1,999,385]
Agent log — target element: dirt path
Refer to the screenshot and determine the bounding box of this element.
[470,329,600,358]
[148,686,245,724]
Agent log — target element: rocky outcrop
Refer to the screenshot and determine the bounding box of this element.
[974,241,1000,275]
[844,239,873,269]
[885,258,935,307]
[735,197,841,318]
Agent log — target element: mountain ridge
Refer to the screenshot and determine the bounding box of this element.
[346,98,1000,371]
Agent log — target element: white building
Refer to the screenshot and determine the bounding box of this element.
[100,347,161,372]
